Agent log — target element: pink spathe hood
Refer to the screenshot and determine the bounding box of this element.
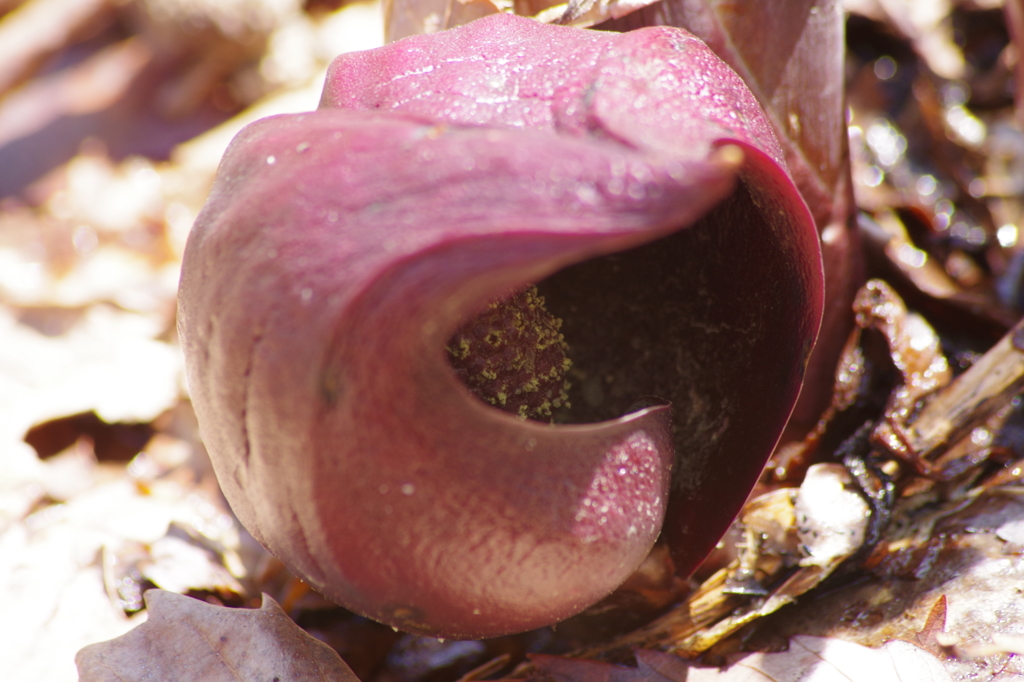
[178,14,823,639]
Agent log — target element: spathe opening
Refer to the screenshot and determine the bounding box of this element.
[444,177,814,507]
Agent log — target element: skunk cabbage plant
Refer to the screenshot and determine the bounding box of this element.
[178,14,823,639]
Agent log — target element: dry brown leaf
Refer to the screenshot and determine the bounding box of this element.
[851,280,951,425]
[769,279,956,482]
[76,590,360,682]
[914,595,947,654]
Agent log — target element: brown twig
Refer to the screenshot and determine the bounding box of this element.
[568,567,745,662]
[903,317,1024,466]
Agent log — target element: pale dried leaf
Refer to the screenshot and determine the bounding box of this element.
[738,491,1024,679]
[531,636,951,682]
[714,636,953,682]
[0,442,246,681]
[794,463,870,567]
[115,523,245,600]
[996,515,1024,545]
[0,303,182,441]
[76,590,360,682]
[0,512,144,682]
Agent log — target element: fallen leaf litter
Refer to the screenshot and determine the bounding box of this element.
[2,0,1024,680]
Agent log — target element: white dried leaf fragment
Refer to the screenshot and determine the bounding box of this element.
[795,463,870,567]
